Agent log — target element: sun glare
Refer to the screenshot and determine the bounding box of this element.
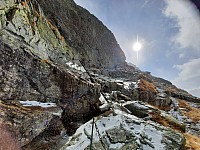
[133,42,142,51]
[133,35,142,61]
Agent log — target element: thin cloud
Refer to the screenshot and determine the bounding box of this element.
[179,53,185,59]
[173,58,200,97]
[189,89,200,98]
[163,0,200,51]
[164,0,200,97]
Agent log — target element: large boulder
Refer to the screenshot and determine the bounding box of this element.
[61,111,186,150]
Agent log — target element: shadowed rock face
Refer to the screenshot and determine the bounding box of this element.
[37,0,126,70]
[0,41,100,104]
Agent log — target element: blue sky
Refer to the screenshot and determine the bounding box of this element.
[74,0,200,97]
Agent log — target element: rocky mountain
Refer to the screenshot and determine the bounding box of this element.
[0,0,200,150]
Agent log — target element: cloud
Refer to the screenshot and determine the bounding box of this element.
[163,0,200,51]
[164,0,200,97]
[189,89,200,98]
[179,53,185,58]
[173,58,200,97]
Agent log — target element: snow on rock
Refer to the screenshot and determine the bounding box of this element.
[115,79,139,90]
[19,100,57,108]
[123,101,149,110]
[168,97,185,121]
[99,93,111,112]
[99,103,111,112]
[115,79,124,83]
[99,93,107,104]
[66,61,86,72]
[124,80,139,89]
[123,81,136,90]
[157,88,167,97]
[61,107,185,150]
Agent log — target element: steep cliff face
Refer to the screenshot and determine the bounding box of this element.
[0,0,200,150]
[0,0,101,147]
[37,0,126,69]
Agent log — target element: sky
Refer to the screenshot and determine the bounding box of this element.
[74,0,200,98]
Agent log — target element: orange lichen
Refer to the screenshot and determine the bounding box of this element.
[35,11,42,19]
[41,59,49,63]
[139,79,157,94]
[178,99,200,122]
[59,35,65,42]
[184,133,200,150]
[20,0,31,7]
[46,19,59,32]
[32,21,37,27]
[0,102,31,115]
[21,2,27,7]
[0,100,52,115]
[148,103,171,111]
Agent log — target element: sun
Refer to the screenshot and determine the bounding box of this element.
[133,41,142,51]
[133,35,143,61]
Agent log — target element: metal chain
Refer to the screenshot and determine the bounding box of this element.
[90,117,95,150]
[94,122,103,141]
[94,122,107,150]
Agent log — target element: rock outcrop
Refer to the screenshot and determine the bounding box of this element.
[0,0,200,150]
[61,101,186,150]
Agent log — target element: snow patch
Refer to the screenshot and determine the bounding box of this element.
[123,81,136,89]
[19,100,57,108]
[123,101,149,110]
[66,61,86,72]
[99,93,107,104]
[63,108,176,150]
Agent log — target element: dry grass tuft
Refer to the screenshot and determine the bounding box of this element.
[139,79,157,94]
[178,99,189,108]
[184,133,200,150]
[178,100,200,122]
[150,112,185,133]
[148,103,171,111]
[41,59,49,63]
